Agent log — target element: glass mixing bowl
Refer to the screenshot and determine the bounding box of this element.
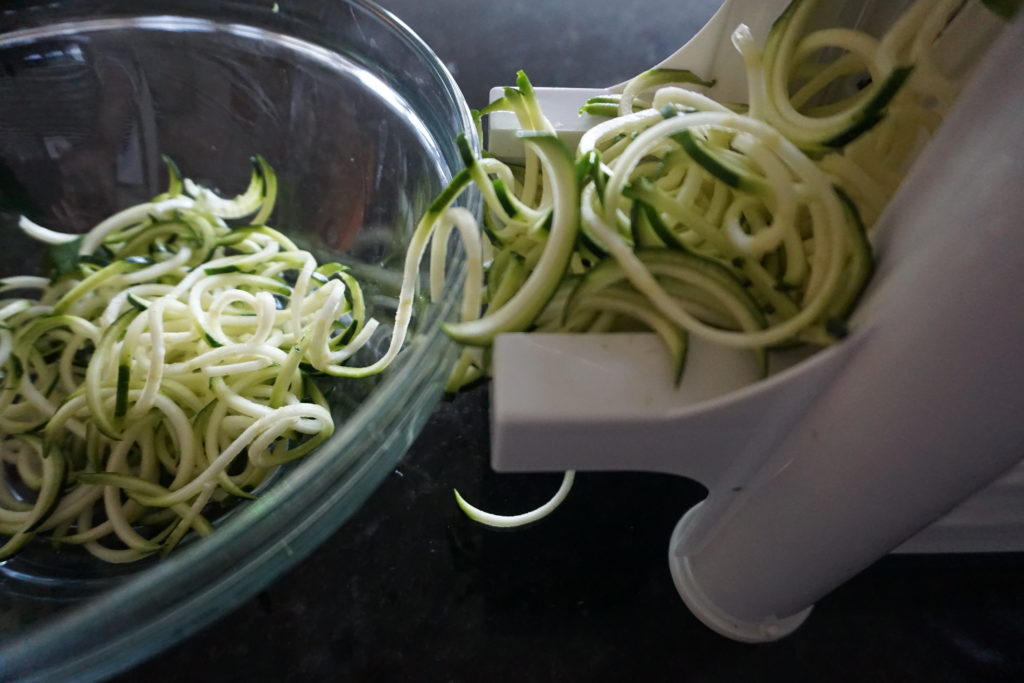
[0,1,477,679]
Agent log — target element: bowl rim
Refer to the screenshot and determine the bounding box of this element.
[0,1,480,679]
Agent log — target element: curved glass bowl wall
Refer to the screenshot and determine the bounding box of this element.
[0,1,477,679]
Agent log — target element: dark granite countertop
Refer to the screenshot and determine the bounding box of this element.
[119,1,1024,680]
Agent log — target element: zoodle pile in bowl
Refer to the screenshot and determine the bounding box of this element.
[4,158,399,561]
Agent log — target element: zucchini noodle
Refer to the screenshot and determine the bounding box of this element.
[0,157,392,562]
